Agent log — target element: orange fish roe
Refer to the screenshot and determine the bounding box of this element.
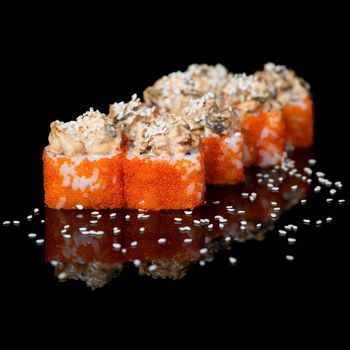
[43,148,124,209]
[203,133,244,185]
[123,150,205,211]
[241,111,285,168]
[282,96,314,149]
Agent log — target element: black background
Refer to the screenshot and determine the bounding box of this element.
[0,6,348,338]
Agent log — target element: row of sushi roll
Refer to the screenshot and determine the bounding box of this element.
[43,63,313,211]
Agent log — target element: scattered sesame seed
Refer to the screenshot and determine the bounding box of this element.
[133,259,141,267]
[95,230,104,236]
[130,241,138,248]
[326,198,333,203]
[292,225,298,232]
[271,213,277,219]
[227,208,235,212]
[64,225,70,229]
[207,224,214,230]
[79,227,87,232]
[219,223,225,228]
[61,229,67,234]
[225,236,232,242]
[76,204,84,210]
[27,215,33,221]
[174,217,183,222]
[76,214,83,218]
[110,213,117,218]
[241,192,249,198]
[240,220,247,226]
[256,223,262,229]
[96,214,102,219]
[285,225,292,231]
[338,199,345,204]
[28,233,37,239]
[237,210,245,215]
[184,238,192,244]
[271,186,280,192]
[316,172,325,178]
[200,248,208,254]
[229,257,237,265]
[184,210,192,215]
[35,239,44,245]
[34,208,39,213]
[308,159,316,165]
[267,183,273,188]
[273,207,281,212]
[13,220,20,226]
[193,219,201,225]
[41,220,45,224]
[90,220,98,224]
[2,221,11,226]
[58,272,66,280]
[326,217,333,223]
[63,234,71,239]
[278,230,287,236]
[288,238,296,244]
[148,264,157,272]
[303,219,311,225]
[268,178,274,183]
[219,218,227,223]
[125,215,131,220]
[226,205,233,209]
[316,220,322,226]
[113,227,121,234]
[199,261,206,267]
[286,255,295,261]
[121,248,127,254]
[258,179,263,184]
[291,185,298,191]
[212,201,220,205]
[329,189,337,195]
[307,179,312,184]
[314,186,321,193]
[303,167,312,175]
[91,211,99,216]
[112,243,121,250]
[139,227,145,233]
[158,238,166,245]
[335,181,343,189]
[300,199,307,205]
[50,260,59,267]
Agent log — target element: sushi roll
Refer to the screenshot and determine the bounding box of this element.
[43,108,124,209]
[257,63,313,149]
[184,92,245,185]
[123,113,205,210]
[222,73,285,168]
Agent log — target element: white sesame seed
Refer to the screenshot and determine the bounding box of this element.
[158,238,166,245]
[300,199,307,205]
[307,179,312,184]
[226,205,233,209]
[184,238,192,244]
[286,255,295,261]
[79,227,87,232]
[258,179,263,184]
[90,220,98,224]
[96,214,102,219]
[225,236,232,242]
[267,183,273,188]
[174,217,183,222]
[76,214,83,218]
[292,225,298,232]
[76,204,84,210]
[212,201,220,205]
[278,230,287,236]
[273,207,281,212]
[219,223,225,228]
[125,215,131,220]
[326,198,333,203]
[34,208,39,213]
[268,178,274,183]
[288,238,296,244]
[184,210,192,215]
[27,215,33,221]
[193,220,201,225]
[303,167,312,175]
[219,218,228,223]
[241,192,249,198]
[316,220,322,226]
[227,208,235,212]
[112,243,121,250]
[50,260,59,267]
[110,213,117,218]
[303,219,311,225]
[285,225,292,231]
[308,159,316,165]
[35,239,44,245]
[214,215,223,220]
[139,227,145,233]
[58,272,66,280]
[121,248,127,254]
[240,225,246,231]
[138,214,150,219]
[2,221,11,226]
[335,181,343,189]
[200,248,208,254]
[338,199,345,204]
[91,211,99,216]
[229,257,237,265]
[61,229,67,234]
[95,231,104,236]
[314,186,321,193]
[41,220,45,224]
[63,234,71,239]
[256,173,263,177]
[291,185,298,191]
[240,220,247,226]
[13,220,20,225]
[263,174,269,178]
[133,259,141,267]
[271,213,277,219]
[28,233,37,239]
[207,224,214,230]
[329,189,337,195]
[199,261,206,266]
[148,264,157,272]
[271,187,280,192]
[113,227,121,234]
[237,210,245,215]
[326,217,333,223]
[256,223,262,229]
[130,241,138,248]
[81,230,90,235]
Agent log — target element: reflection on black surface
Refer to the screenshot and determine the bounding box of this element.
[44,150,311,289]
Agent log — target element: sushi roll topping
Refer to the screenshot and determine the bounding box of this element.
[133,113,200,157]
[257,63,311,104]
[184,92,240,137]
[222,73,279,113]
[49,108,122,156]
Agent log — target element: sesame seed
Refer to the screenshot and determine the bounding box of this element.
[184,238,192,244]
[133,259,141,267]
[91,211,99,216]
[241,192,249,198]
[35,239,44,245]
[13,220,20,226]
[158,238,166,245]
[288,238,296,244]
[227,208,235,212]
[268,179,274,183]
[63,234,71,239]
[112,243,121,250]
[256,223,262,229]
[41,220,45,224]
[63,225,70,229]
[207,224,214,230]
[307,179,312,184]
[174,217,183,222]
[292,225,298,232]
[314,186,321,193]
[271,213,277,219]
[113,227,121,234]
[214,215,223,220]
[258,179,263,184]
[28,233,37,239]
[76,204,84,210]
[199,261,206,267]
[139,227,145,233]
[338,199,345,204]
[130,241,138,248]
[278,230,287,236]
[240,220,247,225]
[308,159,316,165]
[271,187,280,192]
[95,231,104,236]
[271,201,278,206]
[267,183,273,188]
[256,173,263,177]
[303,167,312,175]
[50,260,59,267]
[229,257,237,265]
[291,185,298,191]
[286,255,295,261]
[329,189,337,195]
[27,215,33,221]
[225,236,232,242]
[219,218,228,223]
[212,201,220,205]
[193,220,201,225]
[316,172,325,178]
[90,220,98,224]
[316,220,322,226]
[300,199,307,205]
[76,214,83,218]
[326,217,333,223]
[34,208,39,213]
[226,205,233,209]
[79,227,87,232]
[125,215,131,220]
[2,221,11,226]
[58,272,66,280]
[184,210,192,215]
[273,207,281,212]
[335,181,343,189]
[285,225,292,231]
[219,223,225,228]
[303,219,311,225]
[200,248,208,254]
[96,214,102,219]
[148,264,157,272]
[263,174,269,178]
[326,198,333,203]
[121,248,127,254]
[237,210,245,215]
[61,229,67,234]
[110,213,117,218]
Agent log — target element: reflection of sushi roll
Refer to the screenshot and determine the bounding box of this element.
[44,109,124,209]
[184,93,244,185]
[123,113,205,210]
[223,73,285,168]
[257,63,313,149]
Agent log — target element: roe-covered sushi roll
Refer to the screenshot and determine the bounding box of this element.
[123,113,205,210]
[257,63,313,149]
[43,108,124,209]
[222,73,285,168]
